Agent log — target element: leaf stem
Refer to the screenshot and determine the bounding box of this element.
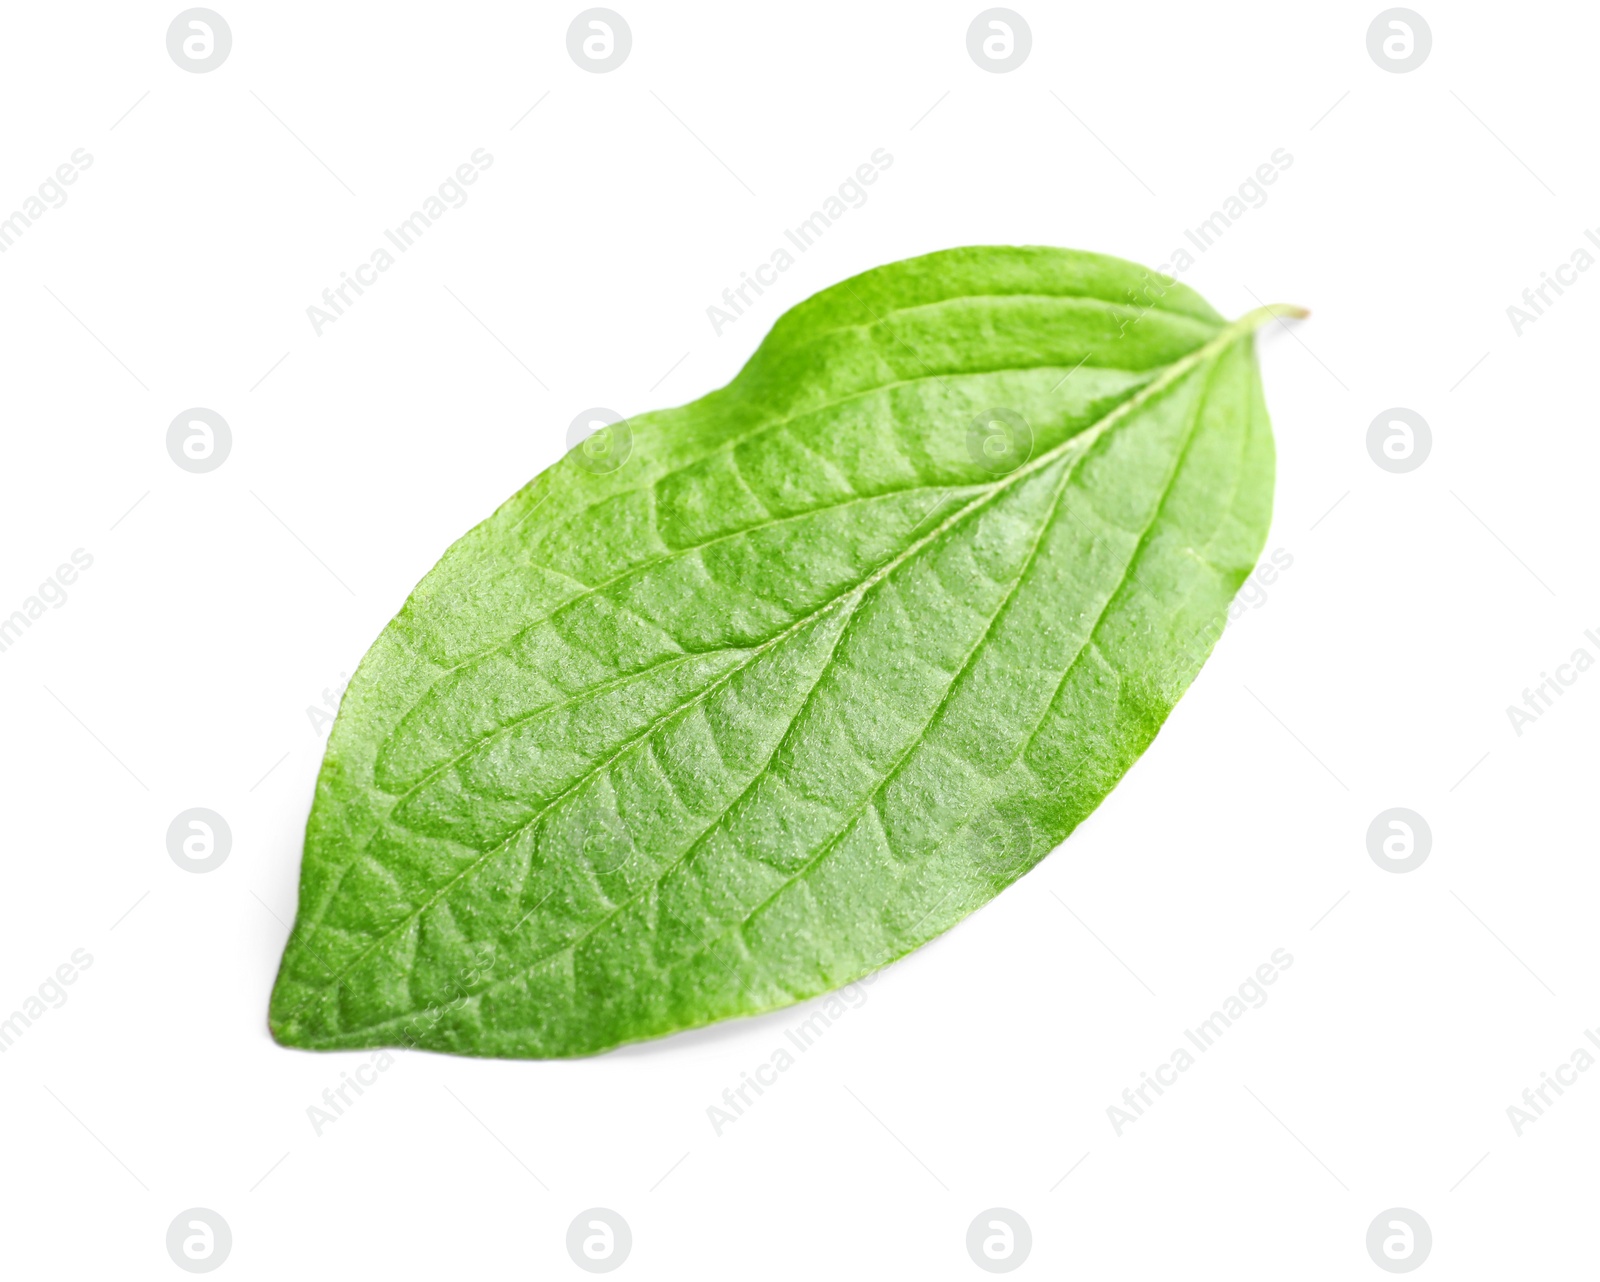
[1234,302,1311,331]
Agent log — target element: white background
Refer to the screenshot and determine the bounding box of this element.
[1,1,1595,1276]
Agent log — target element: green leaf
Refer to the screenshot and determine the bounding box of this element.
[269,246,1297,1058]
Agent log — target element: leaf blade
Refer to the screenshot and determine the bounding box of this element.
[270,247,1285,1057]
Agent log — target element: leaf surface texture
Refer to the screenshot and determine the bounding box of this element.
[270,246,1282,1057]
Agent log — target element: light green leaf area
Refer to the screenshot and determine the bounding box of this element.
[270,246,1290,1058]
